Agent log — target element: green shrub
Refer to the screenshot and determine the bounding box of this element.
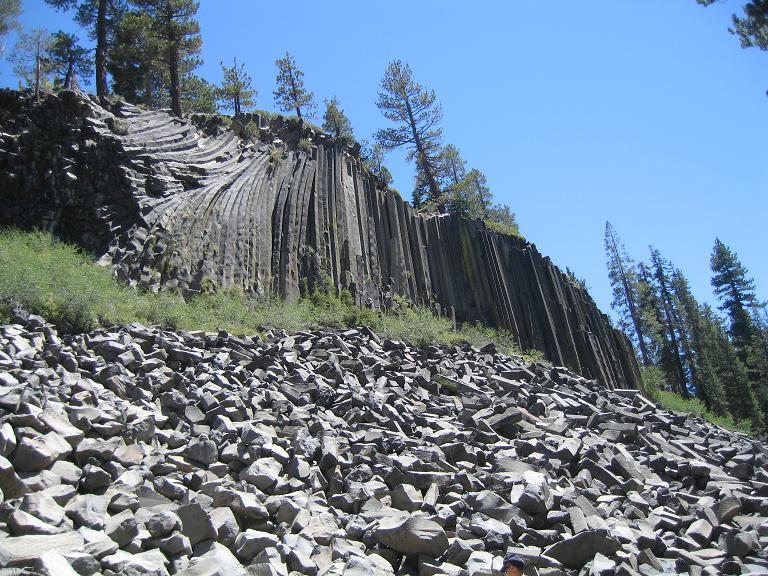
[244,121,259,140]
[297,137,314,152]
[484,219,523,239]
[105,117,129,136]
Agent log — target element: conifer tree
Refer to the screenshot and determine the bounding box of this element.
[273,52,315,119]
[705,304,763,428]
[218,58,256,117]
[376,60,443,205]
[649,248,689,398]
[360,139,393,188]
[711,238,758,355]
[44,0,127,96]
[671,269,729,415]
[0,0,21,57]
[8,28,53,101]
[108,9,163,105]
[604,222,651,365]
[131,0,201,117]
[322,96,353,139]
[47,31,93,89]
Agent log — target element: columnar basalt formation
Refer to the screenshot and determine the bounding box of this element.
[0,89,640,389]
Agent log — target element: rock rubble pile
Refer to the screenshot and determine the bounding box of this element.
[0,313,765,575]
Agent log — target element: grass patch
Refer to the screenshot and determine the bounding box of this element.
[640,365,754,436]
[0,230,540,362]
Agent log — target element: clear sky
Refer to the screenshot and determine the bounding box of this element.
[2,0,766,320]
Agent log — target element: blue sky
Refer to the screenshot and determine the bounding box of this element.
[2,0,766,320]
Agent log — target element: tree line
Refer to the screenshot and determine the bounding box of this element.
[0,1,518,234]
[605,222,767,432]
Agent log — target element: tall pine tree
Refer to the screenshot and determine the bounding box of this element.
[671,269,728,415]
[604,222,651,366]
[131,0,201,117]
[45,0,127,96]
[711,238,758,354]
[376,60,443,205]
[218,57,256,117]
[273,52,315,119]
[649,248,689,398]
[47,31,93,89]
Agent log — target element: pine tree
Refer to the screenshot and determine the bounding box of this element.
[108,9,163,105]
[218,58,256,117]
[705,304,763,428]
[47,31,93,89]
[649,248,689,398]
[322,96,353,140]
[273,52,315,119]
[44,0,127,97]
[131,0,201,117]
[8,28,53,102]
[604,222,651,365]
[375,60,443,205]
[636,261,664,366]
[711,238,758,354]
[0,0,21,57]
[671,269,729,415]
[360,140,393,188]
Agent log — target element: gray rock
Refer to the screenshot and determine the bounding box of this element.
[375,514,449,557]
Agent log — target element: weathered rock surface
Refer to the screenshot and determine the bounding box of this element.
[0,315,765,575]
[0,88,640,390]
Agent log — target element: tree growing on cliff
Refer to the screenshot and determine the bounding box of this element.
[218,57,256,117]
[8,28,53,101]
[273,52,315,119]
[108,9,163,105]
[604,222,652,366]
[130,0,202,117]
[375,60,443,205]
[47,31,93,89]
[0,0,21,57]
[44,0,128,96]
[322,96,353,140]
[360,139,393,188]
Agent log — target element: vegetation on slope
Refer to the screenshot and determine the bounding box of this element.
[0,229,532,358]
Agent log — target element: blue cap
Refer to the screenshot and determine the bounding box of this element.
[502,553,526,570]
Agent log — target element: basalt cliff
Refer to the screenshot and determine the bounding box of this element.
[0,89,639,390]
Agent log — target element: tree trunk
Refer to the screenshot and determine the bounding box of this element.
[289,72,301,119]
[34,40,41,102]
[169,41,181,117]
[145,71,153,107]
[64,55,75,89]
[95,0,108,97]
[404,98,440,203]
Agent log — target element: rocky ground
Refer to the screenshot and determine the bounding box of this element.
[0,312,765,576]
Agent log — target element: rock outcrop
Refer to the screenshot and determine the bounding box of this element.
[0,89,640,390]
[0,314,765,575]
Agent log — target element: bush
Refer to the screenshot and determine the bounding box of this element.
[297,137,314,152]
[484,219,523,239]
[244,121,259,140]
